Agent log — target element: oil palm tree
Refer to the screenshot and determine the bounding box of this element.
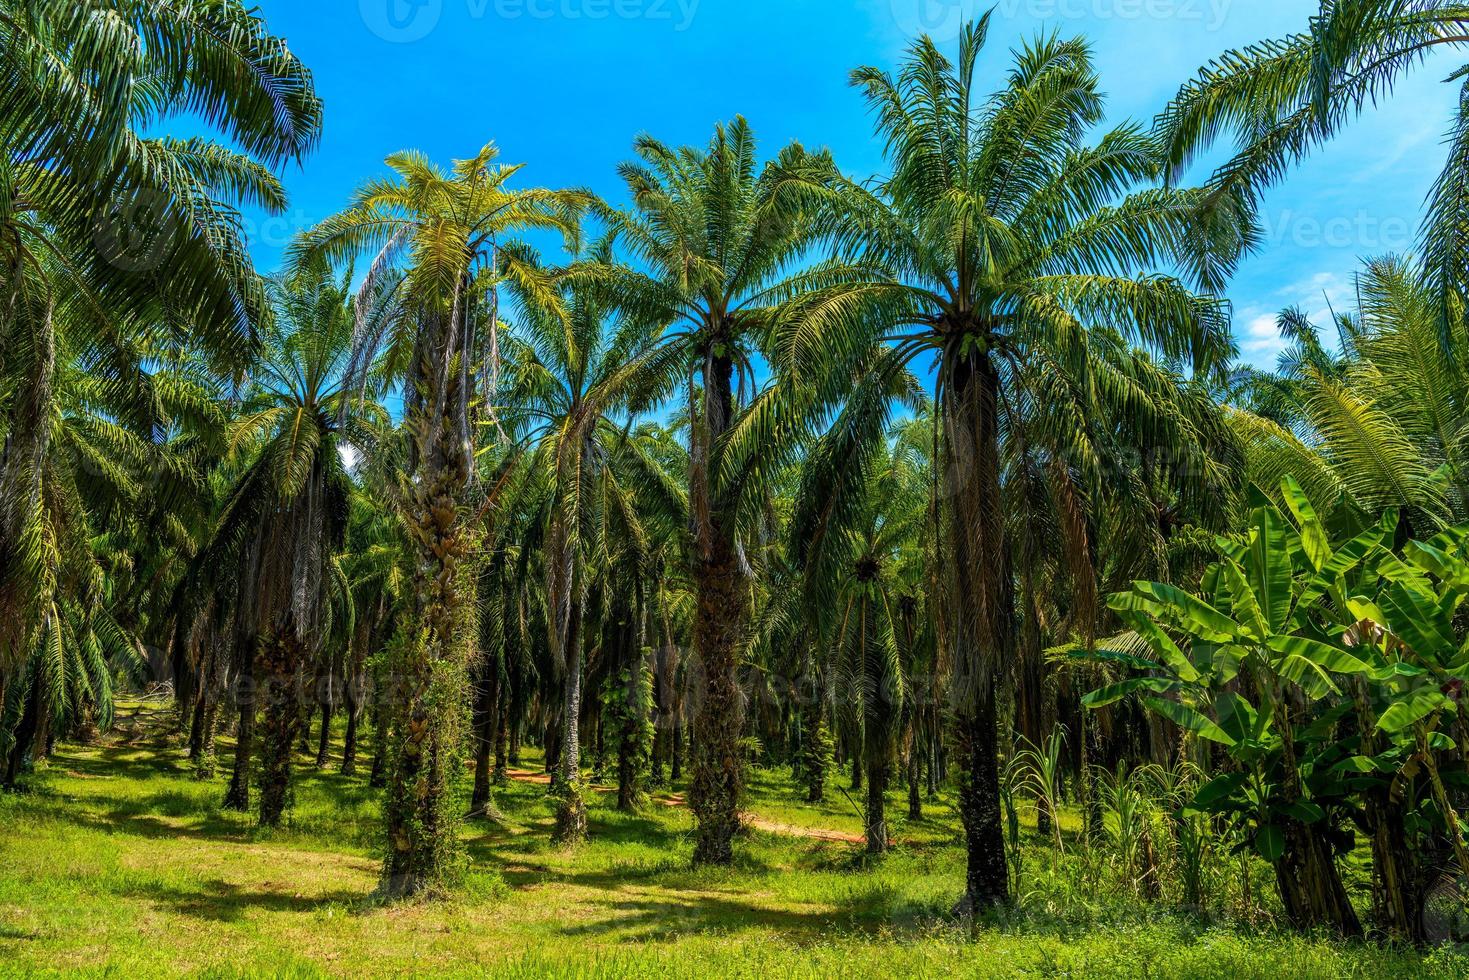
[778,18,1241,911]
[0,0,320,702]
[291,145,586,895]
[498,244,681,841]
[1227,254,1469,529]
[581,118,856,864]
[1155,1,1469,310]
[793,388,930,853]
[197,264,373,825]
[0,351,156,783]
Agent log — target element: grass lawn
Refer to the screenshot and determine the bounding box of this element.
[2,700,1466,978]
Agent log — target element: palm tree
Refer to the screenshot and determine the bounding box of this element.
[497,244,679,840]
[0,350,156,783]
[779,19,1240,911]
[0,0,320,706]
[1154,1,1469,309]
[197,263,372,825]
[793,388,930,852]
[1227,255,1469,528]
[583,119,850,864]
[291,145,586,896]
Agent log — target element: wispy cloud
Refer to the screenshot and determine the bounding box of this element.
[1234,271,1354,366]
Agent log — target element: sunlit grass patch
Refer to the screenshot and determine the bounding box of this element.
[3,717,1467,978]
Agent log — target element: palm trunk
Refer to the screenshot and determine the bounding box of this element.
[552,604,586,843]
[616,638,653,812]
[188,681,209,765]
[546,488,588,842]
[946,348,1011,915]
[341,703,359,777]
[258,631,306,827]
[802,697,830,803]
[195,692,219,780]
[0,301,54,673]
[907,738,922,820]
[315,697,332,770]
[470,664,500,817]
[4,667,39,786]
[690,534,745,864]
[689,339,747,865]
[866,748,890,854]
[381,355,474,897]
[223,676,256,811]
[494,683,509,784]
[341,620,369,778]
[298,700,314,754]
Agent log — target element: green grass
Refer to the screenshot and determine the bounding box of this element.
[2,702,1466,978]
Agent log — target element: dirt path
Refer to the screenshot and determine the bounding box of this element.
[501,767,871,845]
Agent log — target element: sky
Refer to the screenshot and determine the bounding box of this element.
[236,0,1467,368]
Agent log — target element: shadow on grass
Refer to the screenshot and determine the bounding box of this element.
[119,876,363,923]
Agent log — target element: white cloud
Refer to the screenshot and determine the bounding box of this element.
[339,444,360,472]
[1238,310,1284,359]
[1234,271,1356,366]
[1281,271,1353,326]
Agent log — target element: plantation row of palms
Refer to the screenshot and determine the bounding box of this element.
[7,0,1469,942]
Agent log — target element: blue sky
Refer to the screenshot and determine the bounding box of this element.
[242,0,1465,367]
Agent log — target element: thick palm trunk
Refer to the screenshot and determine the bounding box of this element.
[4,667,39,786]
[552,607,586,842]
[223,678,256,811]
[258,631,306,827]
[546,499,587,842]
[188,679,208,763]
[0,301,54,672]
[690,348,746,865]
[690,535,745,863]
[946,349,1011,915]
[381,369,474,898]
[616,641,653,812]
[802,696,830,803]
[865,749,890,854]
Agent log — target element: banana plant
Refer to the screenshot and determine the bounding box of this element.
[1088,474,1469,938]
[1083,476,1384,935]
